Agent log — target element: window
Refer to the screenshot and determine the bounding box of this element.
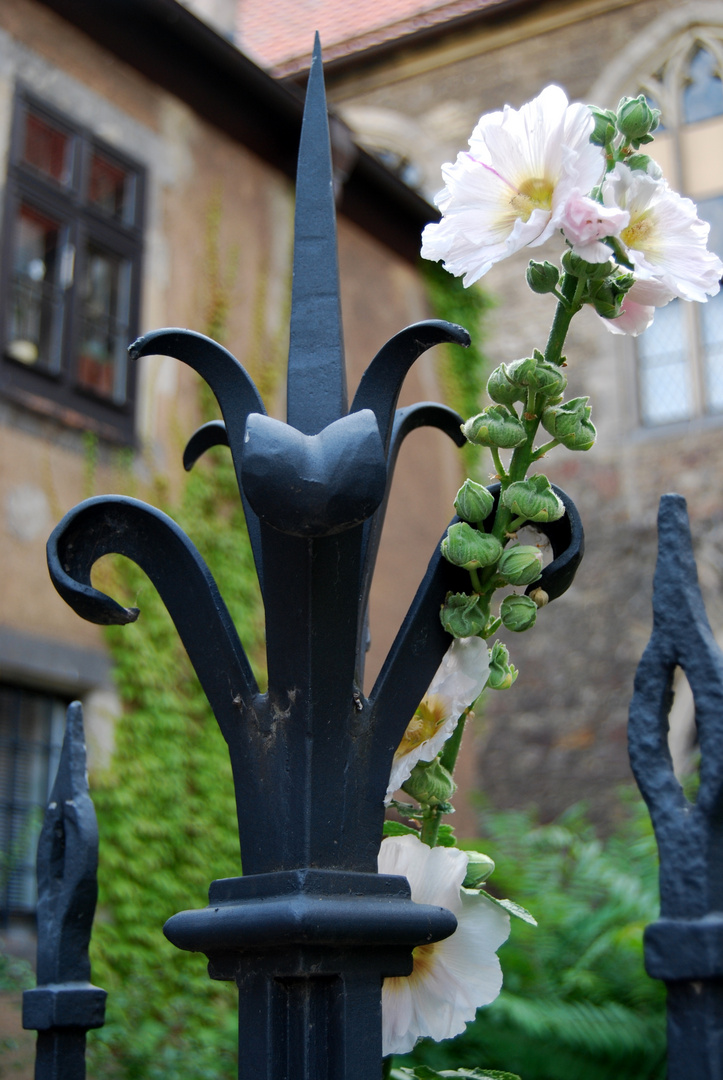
[0,685,66,923]
[0,92,144,443]
[634,35,723,426]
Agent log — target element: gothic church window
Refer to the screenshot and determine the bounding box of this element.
[634,36,723,426]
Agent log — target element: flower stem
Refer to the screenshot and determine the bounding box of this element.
[440,710,467,776]
[420,805,444,848]
[532,438,560,459]
[544,272,581,366]
[490,445,507,480]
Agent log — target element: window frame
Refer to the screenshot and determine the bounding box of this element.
[0,89,145,444]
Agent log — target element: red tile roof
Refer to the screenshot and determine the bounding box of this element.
[238,0,511,75]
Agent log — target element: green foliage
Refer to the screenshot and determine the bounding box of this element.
[400,798,666,1080]
[421,261,493,471]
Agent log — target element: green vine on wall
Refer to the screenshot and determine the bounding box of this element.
[421,260,494,472]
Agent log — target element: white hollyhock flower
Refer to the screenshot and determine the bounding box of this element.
[421,85,605,285]
[602,163,723,302]
[386,636,489,802]
[379,835,510,1056]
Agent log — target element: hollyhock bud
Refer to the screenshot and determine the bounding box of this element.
[589,106,617,146]
[487,362,527,406]
[502,475,565,523]
[505,355,568,402]
[463,851,496,887]
[500,593,538,632]
[441,522,502,569]
[440,593,488,637]
[486,640,518,690]
[527,259,560,294]
[617,94,660,142]
[542,396,597,451]
[497,545,543,586]
[462,405,527,449]
[401,757,456,806]
[454,478,494,524]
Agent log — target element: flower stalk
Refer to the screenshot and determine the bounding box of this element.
[381,82,722,1069]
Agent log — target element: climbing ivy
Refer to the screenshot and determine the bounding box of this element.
[421,260,494,471]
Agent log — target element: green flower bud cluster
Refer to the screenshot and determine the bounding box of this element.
[559,250,635,321]
[502,475,565,523]
[542,396,597,451]
[588,96,660,153]
[487,640,518,690]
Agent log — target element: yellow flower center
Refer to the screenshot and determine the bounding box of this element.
[511,177,554,221]
[411,941,438,977]
[621,211,654,250]
[395,695,448,757]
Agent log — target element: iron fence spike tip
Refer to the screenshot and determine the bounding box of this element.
[287,36,346,434]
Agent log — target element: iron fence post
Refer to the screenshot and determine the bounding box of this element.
[630,493,723,1080]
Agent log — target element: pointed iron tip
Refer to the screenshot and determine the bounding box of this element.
[287,30,347,434]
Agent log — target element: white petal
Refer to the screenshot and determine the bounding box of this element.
[379,837,511,1056]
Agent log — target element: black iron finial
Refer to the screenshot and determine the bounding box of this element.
[286,32,346,434]
[42,39,586,1080]
[23,702,106,1080]
[630,494,723,1080]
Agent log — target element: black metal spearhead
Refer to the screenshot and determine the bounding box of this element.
[23,702,106,1079]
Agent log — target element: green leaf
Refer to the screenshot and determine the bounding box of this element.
[477,890,538,926]
[383,821,420,838]
[436,823,458,847]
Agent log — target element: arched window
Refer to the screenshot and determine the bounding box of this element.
[633,34,723,425]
